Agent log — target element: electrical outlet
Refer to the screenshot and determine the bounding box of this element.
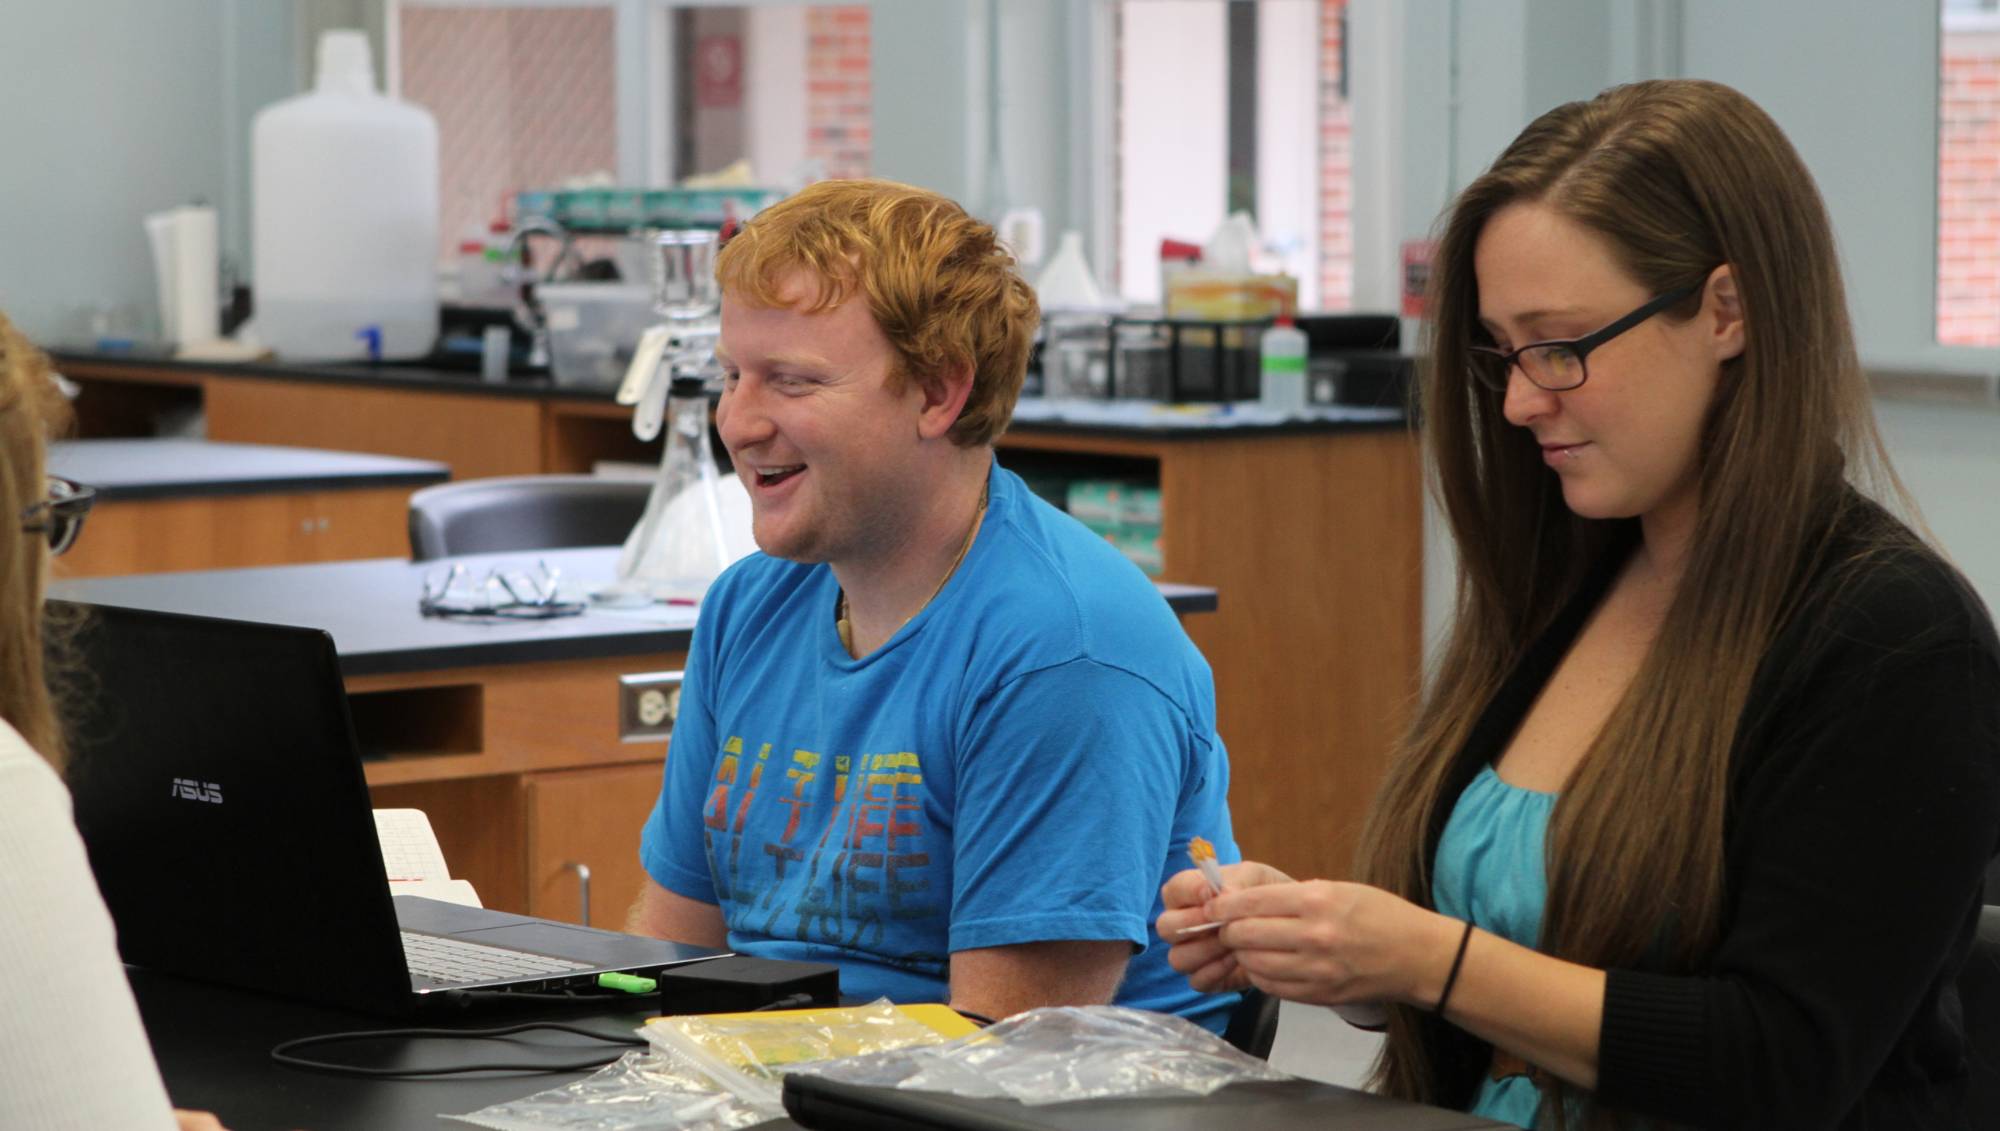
[619,670,684,743]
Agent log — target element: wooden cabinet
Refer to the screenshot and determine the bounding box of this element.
[204,379,546,481]
[525,764,669,928]
[356,653,683,926]
[368,763,667,929]
[56,486,416,577]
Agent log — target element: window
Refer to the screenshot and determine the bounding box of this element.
[662,4,870,186]
[1112,0,1352,310]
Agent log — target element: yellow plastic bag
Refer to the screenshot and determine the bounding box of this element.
[641,999,970,1108]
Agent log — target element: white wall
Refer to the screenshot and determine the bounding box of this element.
[1673,3,2000,606]
[869,0,980,205]
[0,0,296,344]
[870,0,1092,261]
[992,0,1075,250]
[1878,398,2000,590]
[1679,0,1946,373]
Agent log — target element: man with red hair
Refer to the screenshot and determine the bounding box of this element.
[628,179,1238,1030]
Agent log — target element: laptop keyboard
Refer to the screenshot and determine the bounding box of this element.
[401,931,596,985]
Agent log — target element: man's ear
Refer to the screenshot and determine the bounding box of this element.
[916,358,976,441]
[1707,264,1745,364]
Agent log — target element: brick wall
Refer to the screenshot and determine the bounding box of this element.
[400,6,617,261]
[1940,26,2000,347]
[1318,0,1352,310]
[806,7,872,179]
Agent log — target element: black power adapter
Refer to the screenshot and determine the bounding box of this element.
[656,955,841,1015]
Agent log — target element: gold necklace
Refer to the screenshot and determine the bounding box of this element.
[837,481,988,656]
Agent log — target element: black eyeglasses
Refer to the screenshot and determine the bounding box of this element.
[1468,282,1703,393]
[21,475,96,556]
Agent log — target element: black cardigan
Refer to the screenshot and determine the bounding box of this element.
[1414,501,2000,1129]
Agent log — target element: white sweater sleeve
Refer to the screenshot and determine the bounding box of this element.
[0,722,177,1130]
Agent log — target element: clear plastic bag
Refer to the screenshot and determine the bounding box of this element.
[448,1000,955,1131]
[802,1006,1291,1105]
[443,1049,770,1131]
[448,1004,1288,1130]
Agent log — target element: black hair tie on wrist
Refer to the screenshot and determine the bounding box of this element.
[1434,920,1476,1019]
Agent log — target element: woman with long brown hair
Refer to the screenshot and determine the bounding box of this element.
[0,314,226,1129]
[1160,79,2000,1129]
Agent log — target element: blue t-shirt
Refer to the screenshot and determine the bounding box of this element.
[1433,764,1557,1130]
[639,460,1239,1031]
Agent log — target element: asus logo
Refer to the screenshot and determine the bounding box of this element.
[170,778,224,804]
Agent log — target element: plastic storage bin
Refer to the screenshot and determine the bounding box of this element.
[538,282,655,389]
[252,31,438,361]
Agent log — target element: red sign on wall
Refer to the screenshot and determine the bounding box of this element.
[695,36,743,109]
[1400,239,1436,319]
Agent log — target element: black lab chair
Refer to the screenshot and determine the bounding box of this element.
[407,475,650,561]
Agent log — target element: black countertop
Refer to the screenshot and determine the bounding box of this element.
[49,547,1218,677]
[48,438,450,501]
[132,966,1500,1131]
[52,347,608,402]
[53,351,1410,438]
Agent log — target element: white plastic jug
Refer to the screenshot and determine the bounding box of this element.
[252,30,439,361]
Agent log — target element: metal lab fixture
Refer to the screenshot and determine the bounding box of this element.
[502,215,580,369]
[615,229,722,441]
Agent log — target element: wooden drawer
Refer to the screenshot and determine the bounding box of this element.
[524,763,670,928]
[56,486,416,576]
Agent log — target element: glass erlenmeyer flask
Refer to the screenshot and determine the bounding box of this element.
[616,376,733,601]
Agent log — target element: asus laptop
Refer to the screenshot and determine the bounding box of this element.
[59,600,724,1016]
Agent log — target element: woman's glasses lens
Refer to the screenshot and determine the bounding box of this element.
[1524,345,1585,390]
[24,477,94,556]
[1469,344,1587,393]
[48,514,81,555]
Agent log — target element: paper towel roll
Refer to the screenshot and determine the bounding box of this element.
[171,206,219,347]
[144,210,181,343]
[145,205,219,348]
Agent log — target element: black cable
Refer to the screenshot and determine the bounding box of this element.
[271,993,827,1077]
[270,1021,646,1078]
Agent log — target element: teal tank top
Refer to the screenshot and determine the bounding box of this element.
[1431,764,1557,1130]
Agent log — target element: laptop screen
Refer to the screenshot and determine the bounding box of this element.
[57,600,414,1015]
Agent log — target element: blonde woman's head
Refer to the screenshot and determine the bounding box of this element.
[0,312,75,766]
